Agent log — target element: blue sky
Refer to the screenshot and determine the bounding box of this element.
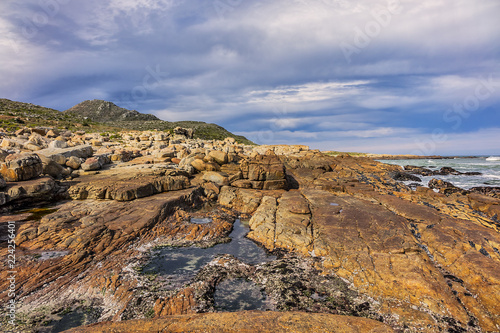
[1,0,499,155]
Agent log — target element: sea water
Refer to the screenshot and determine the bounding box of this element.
[379,157,500,189]
[142,219,276,288]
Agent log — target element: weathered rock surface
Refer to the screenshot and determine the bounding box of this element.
[1,136,499,333]
[36,144,93,159]
[81,157,102,171]
[65,311,394,333]
[0,177,64,212]
[245,155,500,332]
[0,152,43,181]
[239,151,287,190]
[0,187,207,332]
[404,165,482,176]
[68,164,190,201]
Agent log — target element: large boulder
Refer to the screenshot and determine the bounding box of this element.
[428,178,467,195]
[37,154,66,179]
[239,151,287,190]
[202,171,229,186]
[0,177,61,211]
[66,156,82,170]
[48,140,68,149]
[1,138,26,149]
[81,157,101,171]
[191,158,207,172]
[208,150,228,165]
[68,166,190,201]
[36,145,93,160]
[0,153,43,181]
[173,126,194,139]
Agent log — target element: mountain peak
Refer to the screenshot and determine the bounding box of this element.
[64,100,160,122]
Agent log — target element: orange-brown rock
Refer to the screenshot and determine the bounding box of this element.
[2,147,500,333]
[153,287,196,317]
[218,186,284,215]
[68,164,190,201]
[0,187,208,328]
[65,311,394,333]
[0,176,62,212]
[245,154,500,332]
[0,152,43,181]
[240,151,287,190]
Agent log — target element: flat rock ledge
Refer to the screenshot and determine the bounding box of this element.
[64,311,394,333]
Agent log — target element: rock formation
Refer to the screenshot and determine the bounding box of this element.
[0,125,499,332]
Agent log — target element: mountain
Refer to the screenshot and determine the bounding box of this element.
[64,100,159,122]
[0,98,254,144]
[63,100,253,144]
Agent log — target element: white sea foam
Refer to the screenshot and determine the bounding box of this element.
[486,156,500,161]
[379,157,500,190]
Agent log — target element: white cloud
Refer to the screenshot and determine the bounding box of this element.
[0,0,498,155]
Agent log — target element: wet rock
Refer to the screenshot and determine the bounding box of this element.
[404,165,437,176]
[428,178,467,195]
[390,171,422,182]
[469,186,500,199]
[405,165,482,177]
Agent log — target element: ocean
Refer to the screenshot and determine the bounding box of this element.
[379,156,500,190]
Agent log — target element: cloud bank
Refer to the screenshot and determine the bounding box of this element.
[1,0,499,154]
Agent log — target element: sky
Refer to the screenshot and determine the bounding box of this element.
[1,0,499,155]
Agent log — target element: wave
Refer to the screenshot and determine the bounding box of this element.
[482,174,500,179]
[486,156,500,161]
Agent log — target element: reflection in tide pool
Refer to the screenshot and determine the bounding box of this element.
[214,278,268,311]
[143,220,276,288]
[190,217,212,224]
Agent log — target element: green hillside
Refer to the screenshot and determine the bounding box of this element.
[0,99,254,144]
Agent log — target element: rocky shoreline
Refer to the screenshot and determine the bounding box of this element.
[1,127,499,332]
